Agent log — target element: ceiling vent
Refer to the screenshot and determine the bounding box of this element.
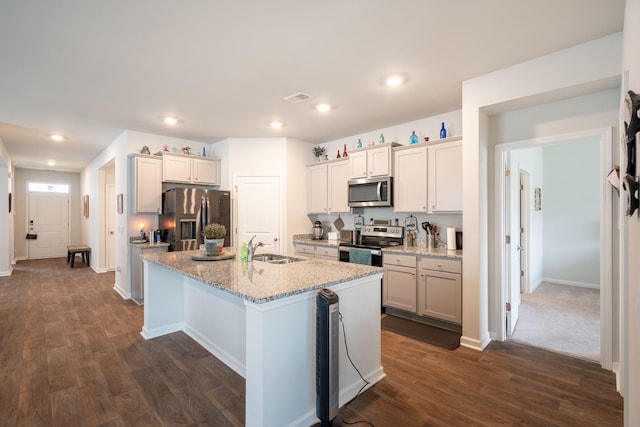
[283,92,312,104]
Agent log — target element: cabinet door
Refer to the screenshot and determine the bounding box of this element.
[368,146,391,177]
[163,155,192,183]
[349,151,368,179]
[133,157,162,213]
[394,147,427,212]
[383,265,417,312]
[307,164,328,213]
[418,269,462,324]
[428,140,462,213]
[192,158,220,185]
[327,161,350,213]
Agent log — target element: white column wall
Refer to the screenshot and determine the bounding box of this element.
[0,137,13,275]
[461,33,623,350]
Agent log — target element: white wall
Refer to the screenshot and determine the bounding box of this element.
[542,139,600,287]
[320,110,462,159]
[12,168,82,260]
[0,137,13,275]
[462,33,622,350]
[621,0,640,423]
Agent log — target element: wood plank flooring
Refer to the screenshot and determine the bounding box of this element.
[0,258,622,426]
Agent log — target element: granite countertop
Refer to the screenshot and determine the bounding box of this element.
[141,249,383,304]
[383,245,463,259]
[130,241,171,249]
[292,235,343,247]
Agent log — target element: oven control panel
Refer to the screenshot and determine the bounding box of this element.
[360,225,404,238]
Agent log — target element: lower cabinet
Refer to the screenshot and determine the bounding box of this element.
[130,244,169,304]
[383,253,462,326]
[293,242,338,261]
[417,258,462,324]
[382,253,417,312]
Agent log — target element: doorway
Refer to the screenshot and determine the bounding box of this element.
[27,186,70,259]
[495,127,613,368]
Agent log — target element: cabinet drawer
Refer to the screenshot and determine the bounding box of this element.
[294,244,315,256]
[383,253,416,268]
[419,257,461,274]
[315,246,338,259]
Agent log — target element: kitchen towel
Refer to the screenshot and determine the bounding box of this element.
[447,227,456,251]
[349,248,372,265]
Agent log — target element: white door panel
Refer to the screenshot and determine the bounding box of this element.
[28,192,69,259]
[236,176,281,253]
[505,155,520,336]
[107,184,116,270]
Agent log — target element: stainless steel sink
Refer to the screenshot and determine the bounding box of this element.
[252,253,304,264]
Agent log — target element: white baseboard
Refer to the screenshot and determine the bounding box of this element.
[541,278,599,290]
[15,256,26,261]
[140,322,183,340]
[183,325,246,378]
[460,334,491,351]
[0,267,13,277]
[112,285,129,300]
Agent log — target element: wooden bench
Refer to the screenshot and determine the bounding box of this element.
[67,245,91,268]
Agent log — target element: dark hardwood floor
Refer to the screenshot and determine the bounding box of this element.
[0,258,622,426]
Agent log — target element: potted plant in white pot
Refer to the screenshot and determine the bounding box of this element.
[203,223,226,255]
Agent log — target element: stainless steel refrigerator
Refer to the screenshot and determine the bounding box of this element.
[159,188,231,251]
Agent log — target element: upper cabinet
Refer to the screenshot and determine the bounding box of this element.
[394,146,428,212]
[349,144,398,179]
[427,139,462,213]
[129,154,163,214]
[307,159,350,214]
[162,153,220,185]
[393,136,462,214]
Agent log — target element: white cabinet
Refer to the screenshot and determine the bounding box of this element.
[428,139,462,213]
[382,253,417,312]
[349,144,396,179]
[293,242,339,261]
[130,243,169,304]
[307,160,349,214]
[129,154,162,214]
[392,137,462,214]
[163,153,220,185]
[393,146,427,212]
[417,257,462,324]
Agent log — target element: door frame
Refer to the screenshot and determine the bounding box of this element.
[520,170,531,294]
[493,127,613,369]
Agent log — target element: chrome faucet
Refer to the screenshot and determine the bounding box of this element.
[247,235,264,262]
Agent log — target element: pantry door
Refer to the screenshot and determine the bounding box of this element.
[28,191,70,259]
[235,176,281,253]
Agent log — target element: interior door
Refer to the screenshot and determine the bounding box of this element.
[505,155,520,336]
[28,191,69,259]
[106,184,116,270]
[235,176,281,253]
[519,171,530,293]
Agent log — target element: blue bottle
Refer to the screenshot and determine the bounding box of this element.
[410,131,418,144]
[379,133,385,144]
[440,122,447,139]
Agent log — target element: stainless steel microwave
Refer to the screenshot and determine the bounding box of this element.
[348,176,393,207]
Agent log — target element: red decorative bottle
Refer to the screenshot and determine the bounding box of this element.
[343,144,348,157]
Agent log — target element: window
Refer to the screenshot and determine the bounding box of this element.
[28,183,69,193]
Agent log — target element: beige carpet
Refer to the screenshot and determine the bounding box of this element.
[509,282,600,362]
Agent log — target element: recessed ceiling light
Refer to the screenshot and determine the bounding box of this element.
[50,134,64,141]
[385,74,405,87]
[163,116,178,125]
[47,160,56,166]
[270,120,284,129]
[316,103,331,113]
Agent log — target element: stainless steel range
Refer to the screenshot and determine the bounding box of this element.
[338,225,404,266]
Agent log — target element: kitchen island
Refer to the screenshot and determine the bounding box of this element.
[141,249,385,427]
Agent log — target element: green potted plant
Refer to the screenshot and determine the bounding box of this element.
[203,223,226,255]
[312,146,326,161]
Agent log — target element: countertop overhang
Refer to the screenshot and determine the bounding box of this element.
[141,249,383,304]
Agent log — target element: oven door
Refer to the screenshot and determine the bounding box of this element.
[339,246,382,266]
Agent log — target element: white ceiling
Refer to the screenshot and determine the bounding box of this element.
[0,1,625,171]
